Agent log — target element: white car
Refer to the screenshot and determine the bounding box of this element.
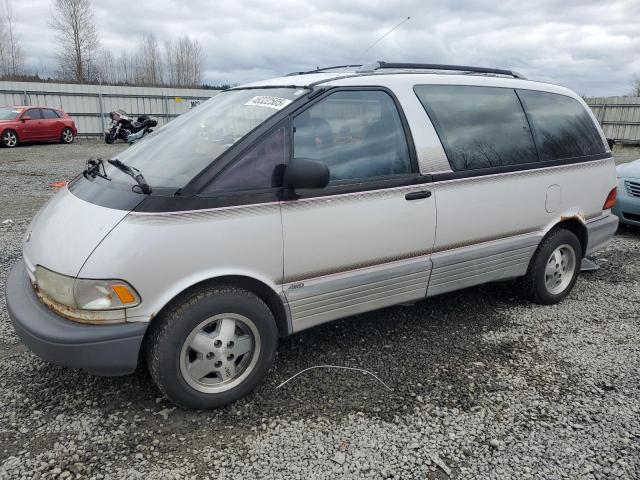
[6,62,618,409]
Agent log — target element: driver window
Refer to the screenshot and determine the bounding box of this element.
[293,90,412,182]
[25,109,42,119]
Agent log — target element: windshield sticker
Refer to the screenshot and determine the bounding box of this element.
[245,96,292,110]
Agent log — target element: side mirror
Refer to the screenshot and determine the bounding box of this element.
[284,158,329,190]
[21,115,31,121]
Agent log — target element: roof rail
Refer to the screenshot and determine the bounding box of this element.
[285,65,362,76]
[358,61,527,79]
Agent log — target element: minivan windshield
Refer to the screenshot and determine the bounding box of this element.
[105,88,307,189]
[0,108,20,120]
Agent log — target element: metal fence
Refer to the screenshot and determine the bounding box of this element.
[586,96,640,145]
[0,81,221,136]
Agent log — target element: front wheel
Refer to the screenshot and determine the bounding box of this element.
[1,129,18,148]
[104,132,114,144]
[61,127,74,144]
[145,286,278,409]
[522,228,582,305]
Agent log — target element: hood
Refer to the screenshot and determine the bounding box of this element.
[617,159,640,179]
[23,187,130,277]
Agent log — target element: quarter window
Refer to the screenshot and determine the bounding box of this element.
[516,90,605,161]
[414,85,538,171]
[293,90,412,182]
[205,126,288,192]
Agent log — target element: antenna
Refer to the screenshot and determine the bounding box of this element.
[355,17,411,64]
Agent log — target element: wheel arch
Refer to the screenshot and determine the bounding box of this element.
[547,216,588,258]
[149,274,291,339]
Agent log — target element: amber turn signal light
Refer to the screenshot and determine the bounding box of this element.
[111,284,137,304]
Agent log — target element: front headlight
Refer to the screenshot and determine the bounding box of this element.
[35,266,141,311]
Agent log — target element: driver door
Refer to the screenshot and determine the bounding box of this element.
[280,89,437,332]
[21,108,44,141]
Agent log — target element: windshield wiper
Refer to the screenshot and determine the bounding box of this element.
[108,159,152,194]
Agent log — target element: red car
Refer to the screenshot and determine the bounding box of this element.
[0,106,77,148]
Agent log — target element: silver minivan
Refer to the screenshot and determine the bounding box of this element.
[6,62,619,409]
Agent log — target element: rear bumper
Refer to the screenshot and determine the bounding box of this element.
[585,213,619,255]
[5,260,148,376]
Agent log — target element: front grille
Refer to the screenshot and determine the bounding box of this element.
[625,180,640,198]
[623,212,640,222]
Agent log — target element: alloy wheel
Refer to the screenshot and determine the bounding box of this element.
[179,313,260,393]
[544,244,576,295]
[62,129,73,143]
[3,131,17,147]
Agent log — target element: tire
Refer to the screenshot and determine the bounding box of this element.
[61,127,74,144]
[522,228,582,305]
[1,129,18,148]
[104,132,114,144]
[145,285,278,409]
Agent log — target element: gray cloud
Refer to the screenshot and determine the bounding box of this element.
[10,0,640,95]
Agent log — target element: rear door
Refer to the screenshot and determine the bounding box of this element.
[40,108,62,140]
[280,88,437,332]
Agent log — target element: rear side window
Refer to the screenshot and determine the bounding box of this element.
[293,90,412,182]
[41,109,60,119]
[205,126,287,193]
[414,85,537,171]
[516,90,605,161]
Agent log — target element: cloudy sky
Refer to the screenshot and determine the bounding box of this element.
[11,0,640,96]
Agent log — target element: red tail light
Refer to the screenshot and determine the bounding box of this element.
[603,187,617,210]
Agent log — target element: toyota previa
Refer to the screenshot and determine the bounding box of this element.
[6,62,618,409]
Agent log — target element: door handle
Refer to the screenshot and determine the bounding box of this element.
[405,190,432,201]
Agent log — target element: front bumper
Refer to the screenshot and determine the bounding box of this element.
[612,189,640,227]
[5,260,148,376]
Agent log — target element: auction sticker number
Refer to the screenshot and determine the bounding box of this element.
[245,96,292,110]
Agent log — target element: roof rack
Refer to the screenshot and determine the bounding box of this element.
[285,65,362,76]
[358,61,526,79]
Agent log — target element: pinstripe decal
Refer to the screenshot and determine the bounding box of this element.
[282,250,432,285]
[124,202,281,225]
[434,157,613,187]
[124,157,612,222]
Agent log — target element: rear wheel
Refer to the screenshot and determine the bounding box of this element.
[1,129,18,148]
[146,285,278,409]
[522,228,582,305]
[61,127,74,144]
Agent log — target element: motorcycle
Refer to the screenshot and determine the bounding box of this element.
[104,110,158,144]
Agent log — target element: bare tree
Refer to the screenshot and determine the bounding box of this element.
[93,33,205,87]
[165,36,205,87]
[50,0,99,82]
[136,33,163,85]
[630,75,640,97]
[0,0,25,77]
[96,48,117,83]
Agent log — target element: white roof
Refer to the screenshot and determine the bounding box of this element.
[237,70,579,100]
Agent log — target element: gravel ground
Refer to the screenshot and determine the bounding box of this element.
[0,140,639,479]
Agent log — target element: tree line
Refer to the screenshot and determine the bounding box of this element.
[0,0,208,88]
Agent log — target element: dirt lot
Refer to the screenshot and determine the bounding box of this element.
[0,140,639,479]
